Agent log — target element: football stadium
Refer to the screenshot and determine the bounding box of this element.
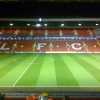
[0,1,100,100]
[0,18,100,100]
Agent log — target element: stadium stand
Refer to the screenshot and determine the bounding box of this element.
[0,28,99,53]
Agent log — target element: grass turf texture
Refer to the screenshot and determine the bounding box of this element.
[0,53,100,88]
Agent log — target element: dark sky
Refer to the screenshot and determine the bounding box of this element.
[0,2,100,18]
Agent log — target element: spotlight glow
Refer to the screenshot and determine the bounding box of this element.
[38,18,42,22]
[96,23,99,26]
[9,23,14,26]
[61,23,64,27]
[78,23,82,26]
[44,24,47,27]
[27,24,31,26]
[36,23,42,27]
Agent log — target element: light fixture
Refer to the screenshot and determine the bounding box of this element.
[36,23,42,27]
[61,23,64,27]
[9,23,14,26]
[96,23,99,26]
[27,24,31,26]
[38,18,42,22]
[78,23,82,26]
[44,24,47,27]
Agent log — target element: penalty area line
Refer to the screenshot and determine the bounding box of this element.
[12,55,38,87]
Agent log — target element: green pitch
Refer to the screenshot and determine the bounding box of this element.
[0,53,100,89]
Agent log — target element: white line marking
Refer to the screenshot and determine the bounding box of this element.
[0,86,100,88]
[6,51,100,54]
[12,55,38,87]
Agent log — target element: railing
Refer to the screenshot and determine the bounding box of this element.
[0,35,98,41]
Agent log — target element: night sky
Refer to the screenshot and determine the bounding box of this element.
[0,2,100,18]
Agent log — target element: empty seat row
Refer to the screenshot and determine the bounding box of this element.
[0,29,96,37]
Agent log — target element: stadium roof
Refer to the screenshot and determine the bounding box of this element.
[0,18,100,22]
[0,18,100,28]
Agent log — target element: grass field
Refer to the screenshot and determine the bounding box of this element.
[0,53,100,89]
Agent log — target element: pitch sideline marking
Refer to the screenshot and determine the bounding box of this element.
[1,85,100,87]
[12,55,38,87]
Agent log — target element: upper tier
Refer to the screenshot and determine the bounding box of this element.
[0,28,96,37]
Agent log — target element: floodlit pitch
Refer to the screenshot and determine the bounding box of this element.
[0,53,100,91]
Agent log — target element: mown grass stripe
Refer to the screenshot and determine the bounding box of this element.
[90,54,100,62]
[13,55,38,87]
[62,54,99,86]
[54,54,78,86]
[16,54,45,86]
[0,53,28,69]
[0,54,13,61]
[37,54,57,86]
[0,54,29,79]
[73,54,100,84]
[75,54,100,70]
[0,54,36,86]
